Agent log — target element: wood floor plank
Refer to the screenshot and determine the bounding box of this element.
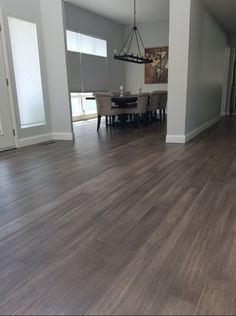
[196,279,236,315]
[0,119,236,315]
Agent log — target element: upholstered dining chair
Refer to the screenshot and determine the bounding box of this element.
[111,91,120,97]
[148,91,161,121]
[124,93,149,126]
[111,91,131,97]
[124,91,131,96]
[94,92,123,132]
[159,91,168,121]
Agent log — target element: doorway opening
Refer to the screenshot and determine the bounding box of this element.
[0,9,17,151]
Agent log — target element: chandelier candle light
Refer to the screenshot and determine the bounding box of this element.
[114,0,153,64]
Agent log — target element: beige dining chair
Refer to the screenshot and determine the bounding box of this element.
[159,91,167,122]
[148,91,161,121]
[124,93,149,126]
[111,91,131,97]
[124,91,131,96]
[111,91,120,97]
[94,92,123,132]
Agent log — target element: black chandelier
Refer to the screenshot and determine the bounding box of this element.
[114,0,153,64]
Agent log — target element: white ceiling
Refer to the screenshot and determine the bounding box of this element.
[65,0,236,34]
[65,0,170,25]
[204,0,236,34]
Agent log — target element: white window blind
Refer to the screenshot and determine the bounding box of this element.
[8,17,46,129]
[66,30,107,58]
[66,30,80,53]
[80,33,107,57]
[66,30,108,92]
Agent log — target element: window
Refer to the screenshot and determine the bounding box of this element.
[66,30,80,53]
[0,112,2,135]
[71,93,97,121]
[66,30,107,58]
[66,30,108,92]
[8,17,46,129]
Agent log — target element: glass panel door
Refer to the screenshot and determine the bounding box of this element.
[0,20,15,150]
[8,17,46,129]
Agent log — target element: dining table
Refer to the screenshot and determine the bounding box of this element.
[86,94,138,127]
[111,95,137,107]
[86,94,138,107]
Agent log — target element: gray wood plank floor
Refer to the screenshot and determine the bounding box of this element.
[0,118,236,315]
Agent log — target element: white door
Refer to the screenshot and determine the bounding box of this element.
[0,25,15,151]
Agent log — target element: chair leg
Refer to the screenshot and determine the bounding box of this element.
[150,111,153,122]
[97,115,101,132]
[131,114,134,124]
[163,108,166,122]
[145,112,149,125]
[155,110,158,121]
[109,116,112,127]
[159,109,162,121]
[105,116,108,128]
[121,114,126,129]
[137,114,140,128]
[112,115,115,126]
[142,113,147,126]
[147,111,151,125]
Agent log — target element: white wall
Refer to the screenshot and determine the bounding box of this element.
[166,0,191,143]
[0,0,52,141]
[226,36,236,114]
[0,0,73,145]
[125,20,169,94]
[185,0,229,137]
[221,47,230,116]
[167,0,229,143]
[40,0,73,139]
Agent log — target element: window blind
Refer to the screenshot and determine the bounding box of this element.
[66,30,108,92]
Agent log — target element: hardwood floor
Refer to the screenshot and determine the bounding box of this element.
[0,118,236,315]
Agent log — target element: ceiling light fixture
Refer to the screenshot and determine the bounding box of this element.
[114,0,153,64]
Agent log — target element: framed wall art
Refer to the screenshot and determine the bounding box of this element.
[145,46,169,84]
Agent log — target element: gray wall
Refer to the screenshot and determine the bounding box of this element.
[226,36,236,114]
[125,20,169,94]
[40,0,72,137]
[0,0,73,142]
[64,2,125,92]
[166,0,191,142]
[167,0,229,143]
[185,0,229,135]
[0,0,52,140]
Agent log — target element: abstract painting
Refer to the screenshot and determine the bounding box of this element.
[145,47,169,84]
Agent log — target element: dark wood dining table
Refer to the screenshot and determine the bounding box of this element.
[111,95,137,107]
[86,94,138,126]
[86,95,138,107]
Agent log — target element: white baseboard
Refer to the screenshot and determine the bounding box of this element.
[221,111,230,116]
[166,116,220,144]
[52,132,73,141]
[185,116,220,143]
[166,134,186,144]
[18,132,73,147]
[18,133,52,148]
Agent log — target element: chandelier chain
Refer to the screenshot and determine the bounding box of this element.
[134,0,136,27]
[113,0,152,64]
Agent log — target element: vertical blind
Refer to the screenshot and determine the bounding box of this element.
[66,30,108,92]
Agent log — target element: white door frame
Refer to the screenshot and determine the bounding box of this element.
[0,6,18,148]
[221,47,231,116]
